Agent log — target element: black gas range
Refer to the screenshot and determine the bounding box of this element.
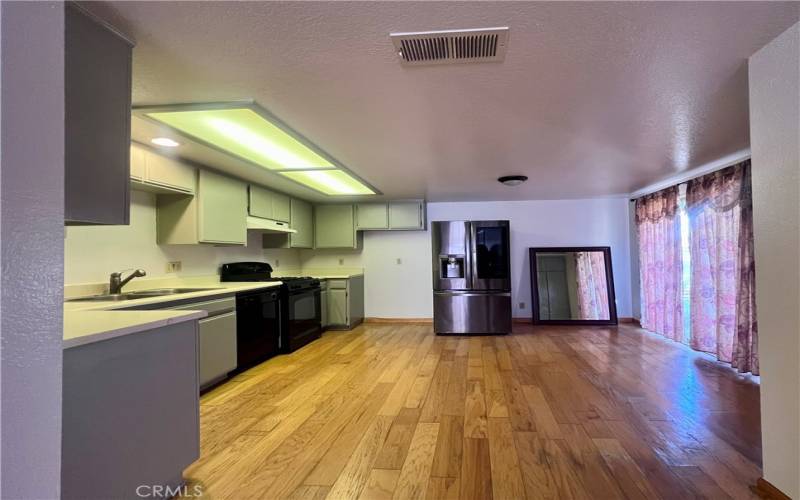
[221,262,322,355]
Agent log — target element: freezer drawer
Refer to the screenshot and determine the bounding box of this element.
[433,291,511,335]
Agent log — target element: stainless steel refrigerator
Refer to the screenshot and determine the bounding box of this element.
[431,220,512,335]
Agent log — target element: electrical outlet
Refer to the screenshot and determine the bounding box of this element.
[338,258,344,265]
[275,259,280,268]
[519,302,525,309]
[396,258,402,265]
[166,261,182,273]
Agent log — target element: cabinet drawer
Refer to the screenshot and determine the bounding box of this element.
[327,279,348,290]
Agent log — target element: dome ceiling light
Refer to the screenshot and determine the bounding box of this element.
[498,175,528,186]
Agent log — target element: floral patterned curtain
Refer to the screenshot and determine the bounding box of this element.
[574,252,610,320]
[635,186,684,342]
[686,160,758,374]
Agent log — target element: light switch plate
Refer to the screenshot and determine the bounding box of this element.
[396,258,402,265]
[519,302,525,309]
[166,261,182,273]
[339,258,344,265]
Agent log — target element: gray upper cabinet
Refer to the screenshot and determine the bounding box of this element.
[64,4,134,225]
[315,204,361,249]
[157,169,247,245]
[249,185,291,223]
[356,203,389,230]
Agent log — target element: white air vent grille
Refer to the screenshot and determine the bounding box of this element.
[390,27,509,66]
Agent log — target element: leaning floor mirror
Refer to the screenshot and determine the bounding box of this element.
[529,247,618,325]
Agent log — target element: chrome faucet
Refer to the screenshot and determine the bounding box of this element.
[109,269,147,294]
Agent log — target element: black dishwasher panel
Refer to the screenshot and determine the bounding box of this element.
[235,289,281,370]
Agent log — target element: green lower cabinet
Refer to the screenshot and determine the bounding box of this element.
[314,204,362,249]
[325,276,364,330]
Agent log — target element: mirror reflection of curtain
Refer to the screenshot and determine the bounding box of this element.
[574,252,610,320]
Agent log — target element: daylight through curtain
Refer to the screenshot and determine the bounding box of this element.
[686,160,758,374]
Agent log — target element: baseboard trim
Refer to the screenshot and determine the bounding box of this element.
[364,317,433,324]
[513,318,532,324]
[619,317,640,325]
[753,478,791,500]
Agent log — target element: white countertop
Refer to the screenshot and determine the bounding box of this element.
[64,281,282,349]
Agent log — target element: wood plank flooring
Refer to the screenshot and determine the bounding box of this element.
[182,323,762,499]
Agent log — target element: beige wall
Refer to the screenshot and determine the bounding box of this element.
[749,22,800,498]
[64,190,301,285]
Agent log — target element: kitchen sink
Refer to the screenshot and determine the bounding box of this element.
[127,287,223,295]
[67,287,224,302]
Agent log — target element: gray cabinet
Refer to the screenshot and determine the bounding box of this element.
[131,144,196,195]
[354,200,426,231]
[62,320,199,500]
[249,185,291,223]
[326,276,365,330]
[64,3,134,225]
[263,197,314,249]
[315,204,362,249]
[157,169,247,245]
[320,281,329,329]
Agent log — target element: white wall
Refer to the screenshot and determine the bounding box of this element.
[749,22,800,498]
[64,190,301,284]
[1,3,64,497]
[302,198,633,319]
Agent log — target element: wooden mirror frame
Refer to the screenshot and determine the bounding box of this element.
[529,246,618,326]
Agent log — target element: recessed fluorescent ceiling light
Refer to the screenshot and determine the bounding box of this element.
[145,108,333,171]
[281,170,375,195]
[151,137,180,147]
[142,104,378,196]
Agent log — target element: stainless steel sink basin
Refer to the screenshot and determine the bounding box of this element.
[67,293,164,302]
[67,287,224,302]
[127,287,223,295]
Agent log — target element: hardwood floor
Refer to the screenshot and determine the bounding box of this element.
[183,322,762,499]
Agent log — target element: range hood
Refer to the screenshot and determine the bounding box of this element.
[246,216,296,234]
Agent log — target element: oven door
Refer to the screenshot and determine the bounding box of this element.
[285,288,322,352]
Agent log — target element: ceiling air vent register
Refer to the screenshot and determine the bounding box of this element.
[390,27,509,66]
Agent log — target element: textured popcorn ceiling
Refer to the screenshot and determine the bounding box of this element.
[88,1,798,202]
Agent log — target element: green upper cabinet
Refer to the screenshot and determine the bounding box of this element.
[314,204,361,249]
[131,145,195,195]
[157,169,246,245]
[262,197,314,249]
[198,171,247,244]
[355,203,389,230]
[289,198,313,248]
[389,201,425,229]
[249,185,291,223]
[354,200,426,231]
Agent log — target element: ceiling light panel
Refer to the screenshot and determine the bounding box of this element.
[145,107,333,171]
[280,169,375,196]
